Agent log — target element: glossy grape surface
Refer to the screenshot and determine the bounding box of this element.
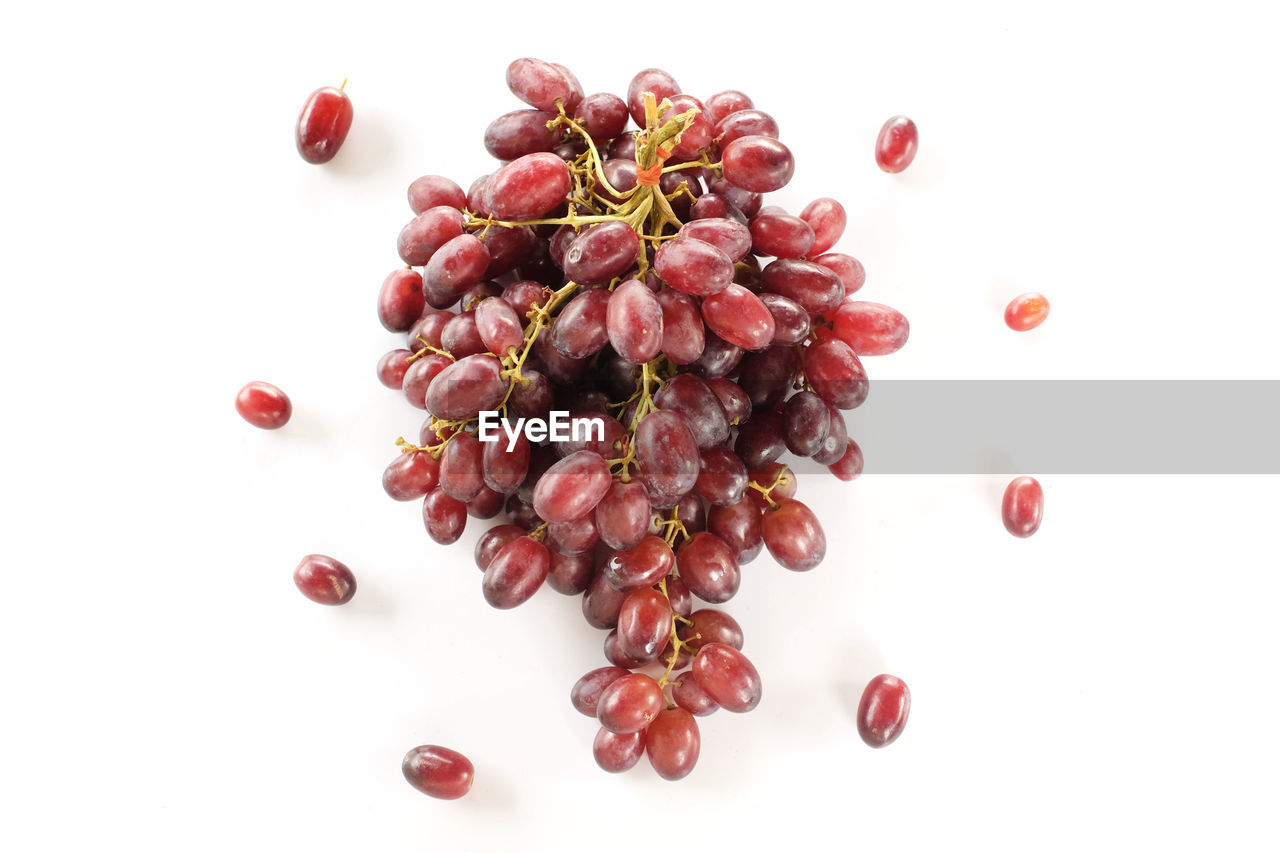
[293,554,356,605]
[296,86,353,164]
[235,381,291,430]
[1005,292,1050,331]
[875,115,919,173]
[402,745,474,799]
[1002,476,1044,537]
[856,674,911,747]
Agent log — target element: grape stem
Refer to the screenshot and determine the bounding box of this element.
[405,336,456,364]
[747,467,791,509]
[655,575,698,695]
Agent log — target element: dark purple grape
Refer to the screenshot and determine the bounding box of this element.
[478,225,537,277]
[687,331,743,380]
[705,378,751,425]
[547,549,594,595]
[782,391,831,457]
[738,346,801,412]
[733,410,785,470]
[654,374,729,450]
[811,401,849,466]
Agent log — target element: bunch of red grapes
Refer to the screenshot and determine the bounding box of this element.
[374,58,910,782]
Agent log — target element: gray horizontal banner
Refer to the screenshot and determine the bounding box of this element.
[819,380,1280,475]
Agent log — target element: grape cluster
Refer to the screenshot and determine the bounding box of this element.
[375,58,909,781]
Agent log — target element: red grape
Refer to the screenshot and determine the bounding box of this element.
[398,206,465,266]
[235,381,291,430]
[832,301,910,356]
[383,450,441,501]
[653,237,735,296]
[701,284,776,351]
[749,213,815,259]
[722,135,794,192]
[377,268,426,332]
[484,109,561,161]
[593,728,645,773]
[875,115,918,173]
[402,745,474,799]
[761,498,826,571]
[408,175,466,214]
[1005,292,1050,331]
[296,84,353,164]
[507,57,581,112]
[691,643,761,712]
[482,535,550,608]
[645,708,701,780]
[603,535,675,592]
[799,198,847,256]
[1002,476,1044,538]
[607,279,663,363]
[856,674,911,748]
[293,554,356,605]
[487,153,572,221]
[532,450,612,522]
[596,672,665,734]
[626,67,680,127]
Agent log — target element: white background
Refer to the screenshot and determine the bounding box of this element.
[2,1,1278,850]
